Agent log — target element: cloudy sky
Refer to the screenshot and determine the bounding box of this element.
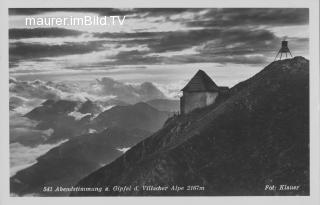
[9,8,309,87]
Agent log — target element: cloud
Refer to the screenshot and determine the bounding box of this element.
[10,111,55,146]
[101,28,279,65]
[111,50,163,65]
[131,8,202,17]
[10,40,107,61]
[10,8,308,29]
[9,27,307,67]
[10,95,26,110]
[9,28,84,39]
[151,28,278,53]
[91,77,166,103]
[10,77,169,113]
[285,37,309,55]
[154,81,187,99]
[9,78,117,110]
[90,28,280,66]
[68,111,91,120]
[9,8,200,17]
[212,55,268,65]
[154,53,268,65]
[8,8,309,70]
[9,95,44,114]
[186,8,309,28]
[93,31,166,39]
[199,28,279,55]
[10,79,76,101]
[9,8,131,16]
[148,29,221,52]
[10,79,108,116]
[10,140,67,176]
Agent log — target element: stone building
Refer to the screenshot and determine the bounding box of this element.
[180,70,229,114]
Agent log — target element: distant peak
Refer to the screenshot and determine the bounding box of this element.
[134,102,149,107]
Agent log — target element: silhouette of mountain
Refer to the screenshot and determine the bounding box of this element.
[19,99,170,147]
[10,101,172,196]
[91,102,171,133]
[25,100,79,121]
[146,99,180,112]
[23,100,88,145]
[10,127,150,196]
[71,57,309,196]
[78,99,102,115]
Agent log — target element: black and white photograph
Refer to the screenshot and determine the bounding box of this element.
[2,2,318,201]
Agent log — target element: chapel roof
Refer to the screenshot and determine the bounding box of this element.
[181,70,220,92]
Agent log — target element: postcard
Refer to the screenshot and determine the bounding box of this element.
[1,0,319,204]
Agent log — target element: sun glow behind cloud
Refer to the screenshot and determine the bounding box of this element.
[9,8,309,88]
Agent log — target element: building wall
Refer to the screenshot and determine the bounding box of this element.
[180,91,218,114]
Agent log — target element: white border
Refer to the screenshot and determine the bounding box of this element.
[0,0,319,205]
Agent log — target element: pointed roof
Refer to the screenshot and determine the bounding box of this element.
[181,70,220,92]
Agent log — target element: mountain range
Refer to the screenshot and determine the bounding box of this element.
[10,127,150,196]
[19,99,173,145]
[10,101,173,196]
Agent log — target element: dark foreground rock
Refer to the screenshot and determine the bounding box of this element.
[71,57,309,196]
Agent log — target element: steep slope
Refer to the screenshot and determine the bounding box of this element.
[91,102,171,132]
[71,57,309,196]
[10,127,150,196]
[20,100,88,145]
[146,99,180,112]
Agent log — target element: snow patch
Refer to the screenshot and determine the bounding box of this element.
[68,111,91,120]
[117,147,131,153]
[89,129,97,134]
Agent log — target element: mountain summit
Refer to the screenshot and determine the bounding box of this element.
[71,57,309,196]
